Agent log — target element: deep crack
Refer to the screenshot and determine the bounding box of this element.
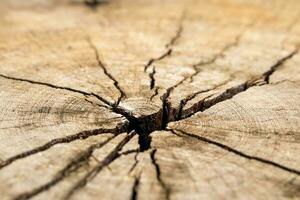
[176,79,231,120]
[1,46,297,155]
[82,0,109,9]
[0,74,112,106]
[170,129,300,176]
[263,48,299,83]
[64,131,135,200]
[87,37,126,107]
[0,127,126,170]
[1,39,298,179]
[150,149,171,200]
[144,10,185,91]
[130,175,141,200]
[14,136,116,200]
[149,66,156,89]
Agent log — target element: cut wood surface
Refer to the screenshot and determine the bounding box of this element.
[0,0,299,199]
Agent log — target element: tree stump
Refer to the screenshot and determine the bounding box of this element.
[0,0,300,199]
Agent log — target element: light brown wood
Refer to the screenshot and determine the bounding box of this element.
[0,0,300,200]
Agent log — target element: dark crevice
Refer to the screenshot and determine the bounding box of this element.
[1,48,297,160]
[150,149,171,200]
[160,88,172,130]
[0,127,126,170]
[201,48,298,110]
[0,73,112,106]
[161,46,299,128]
[201,82,248,111]
[144,15,184,72]
[0,72,149,152]
[113,107,153,151]
[83,0,108,9]
[144,49,172,72]
[149,66,156,89]
[157,21,260,126]
[159,33,243,129]
[14,135,116,200]
[263,48,298,83]
[144,15,185,112]
[64,131,136,200]
[170,129,300,176]
[130,175,141,200]
[87,37,126,107]
[2,32,298,197]
[176,79,231,120]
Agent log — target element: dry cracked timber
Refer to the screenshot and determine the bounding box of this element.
[0,0,300,200]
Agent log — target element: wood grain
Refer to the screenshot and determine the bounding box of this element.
[0,0,299,199]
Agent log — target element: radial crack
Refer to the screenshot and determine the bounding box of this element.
[150,149,171,200]
[64,131,136,200]
[87,37,126,107]
[208,48,298,106]
[170,129,300,176]
[0,127,125,170]
[130,174,141,200]
[144,49,172,72]
[149,66,156,89]
[13,136,115,200]
[262,47,299,83]
[176,79,231,120]
[171,47,299,123]
[160,33,243,128]
[0,74,112,106]
[144,11,185,73]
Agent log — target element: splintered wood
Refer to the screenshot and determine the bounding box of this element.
[0,0,299,199]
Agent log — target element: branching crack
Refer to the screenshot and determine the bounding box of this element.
[150,149,171,200]
[170,129,300,176]
[144,17,184,72]
[144,49,172,73]
[1,14,299,200]
[176,79,231,120]
[14,135,116,200]
[0,128,123,170]
[145,11,185,91]
[87,37,126,107]
[64,131,136,200]
[159,33,243,128]
[1,45,298,174]
[163,45,299,127]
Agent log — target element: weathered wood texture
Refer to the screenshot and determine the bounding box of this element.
[0,0,300,199]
